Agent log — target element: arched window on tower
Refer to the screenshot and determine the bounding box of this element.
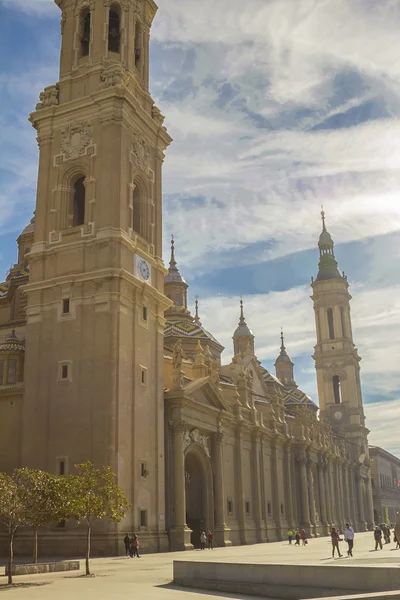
[73,177,86,227]
[132,185,142,237]
[332,375,342,404]
[340,306,346,338]
[80,9,91,57]
[134,21,142,68]
[327,307,334,340]
[108,5,121,53]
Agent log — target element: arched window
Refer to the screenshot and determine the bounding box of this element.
[80,10,91,57]
[132,185,142,236]
[108,6,121,53]
[340,306,346,338]
[327,307,334,340]
[134,21,142,67]
[73,177,86,226]
[332,375,342,404]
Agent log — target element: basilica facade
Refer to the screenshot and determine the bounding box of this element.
[0,0,374,556]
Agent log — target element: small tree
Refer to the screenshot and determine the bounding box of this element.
[0,473,27,585]
[14,469,66,564]
[70,462,130,575]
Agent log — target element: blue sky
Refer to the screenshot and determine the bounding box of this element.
[1,0,400,455]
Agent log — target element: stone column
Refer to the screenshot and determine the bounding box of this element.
[252,431,266,542]
[298,451,311,530]
[323,458,332,527]
[236,426,246,544]
[355,470,367,531]
[342,464,350,524]
[271,440,283,539]
[329,459,337,526]
[213,431,232,547]
[307,457,317,535]
[283,442,295,528]
[318,457,328,532]
[365,474,375,530]
[348,466,357,529]
[337,461,345,531]
[169,421,193,550]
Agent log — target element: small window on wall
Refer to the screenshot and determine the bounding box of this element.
[327,308,335,340]
[340,306,346,338]
[332,375,342,404]
[227,498,233,516]
[7,359,17,385]
[0,360,4,386]
[245,501,251,516]
[267,501,272,516]
[142,306,148,322]
[62,298,70,314]
[141,367,147,386]
[58,459,65,476]
[108,6,121,53]
[140,509,148,528]
[280,503,284,516]
[134,22,142,67]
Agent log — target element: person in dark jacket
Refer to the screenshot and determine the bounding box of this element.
[123,533,131,556]
[331,526,342,558]
[374,526,383,550]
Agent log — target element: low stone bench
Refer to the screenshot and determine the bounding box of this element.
[173,561,400,599]
[5,560,80,576]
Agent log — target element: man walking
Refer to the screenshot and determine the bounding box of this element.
[207,530,214,549]
[344,523,354,557]
[123,533,131,556]
[288,529,294,545]
[374,526,383,550]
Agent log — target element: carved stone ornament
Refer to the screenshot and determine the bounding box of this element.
[60,121,92,161]
[184,428,211,458]
[100,65,129,89]
[131,132,150,173]
[36,85,59,111]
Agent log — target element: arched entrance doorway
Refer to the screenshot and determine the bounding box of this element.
[185,449,212,548]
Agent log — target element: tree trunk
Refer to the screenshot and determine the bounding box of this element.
[8,530,14,586]
[33,528,38,564]
[85,523,91,576]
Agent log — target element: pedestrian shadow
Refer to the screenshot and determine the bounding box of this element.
[157,582,256,599]
[0,581,51,591]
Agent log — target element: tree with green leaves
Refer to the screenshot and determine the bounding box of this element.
[14,469,67,564]
[0,473,27,585]
[69,462,130,575]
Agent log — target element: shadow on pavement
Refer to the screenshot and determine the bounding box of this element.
[0,581,51,591]
[157,582,258,599]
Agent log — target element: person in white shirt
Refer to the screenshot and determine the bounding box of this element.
[344,522,355,556]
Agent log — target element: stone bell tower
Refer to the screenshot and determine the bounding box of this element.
[311,210,374,530]
[21,0,172,553]
[311,211,367,445]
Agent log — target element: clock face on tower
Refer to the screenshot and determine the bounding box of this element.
[334,410,343,421]
[138,259,150,281]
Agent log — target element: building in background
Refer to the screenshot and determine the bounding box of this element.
[369,446,400,524]
[0,0,378,556]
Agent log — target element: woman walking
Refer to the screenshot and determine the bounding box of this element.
[331,526,342,558]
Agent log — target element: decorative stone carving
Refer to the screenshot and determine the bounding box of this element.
[172,339,186,370]
[169,420,186,435]
[151,106,165,127]
[81,222,94,237]
[49,231,61,244]
[60,121,92,161]
[131,132,150,173]
[184,428,211,458]
[100,65,129,89]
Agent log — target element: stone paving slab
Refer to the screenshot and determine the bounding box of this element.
[0,532,398,599]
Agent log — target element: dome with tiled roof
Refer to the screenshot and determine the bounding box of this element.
[164,320,223,349]
[20,213,35,237]
[0,330,25,353]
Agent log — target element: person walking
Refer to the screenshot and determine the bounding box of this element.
[300,529,307,546]
[295,530,301,545]
[207,530,214,549]
[287,529,294,545]
[344,523,354,557]
[200,531,207,550]
[331,526,342,558]
[124,533,131,556]
[374,526,383,550]
[131,534,141,558]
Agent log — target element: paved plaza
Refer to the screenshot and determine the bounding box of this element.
[1,532,399,598]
